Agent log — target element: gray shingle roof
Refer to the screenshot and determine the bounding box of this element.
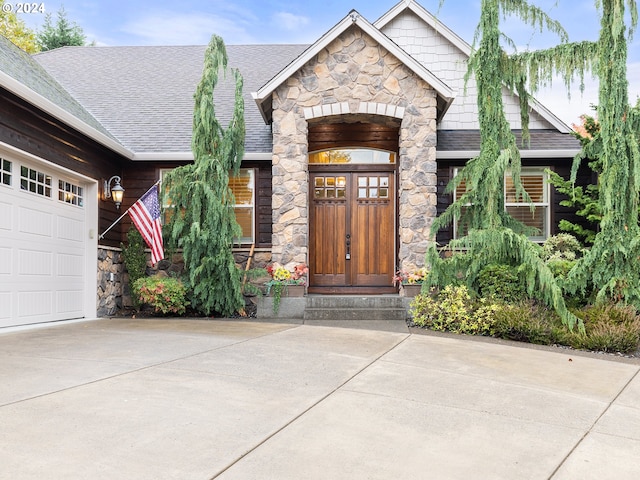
[3,38,580,157]
[437,129,581,151]
[0,36,116,140]
[34,44,309,154]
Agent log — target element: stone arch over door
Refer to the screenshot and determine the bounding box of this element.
[271,25,438,276]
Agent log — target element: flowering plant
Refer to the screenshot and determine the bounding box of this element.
[393,267,429,286]
[264,263,309,314]
[266,263,308,285]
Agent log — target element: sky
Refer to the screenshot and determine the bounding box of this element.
[14,0,640,126]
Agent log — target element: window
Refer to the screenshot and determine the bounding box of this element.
[505,169,549,242]
[160,168,256,244]
[309,148,396,164]
[229,169,255,243]
[20,165,52,197]
[453,167,550,241]
[1,158,11,186]
[58,180,84,207]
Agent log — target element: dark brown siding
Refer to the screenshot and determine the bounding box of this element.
[1,87,274,249]
[0,87,128,246]
[308,122,400,152]
[253,161,272,247]
[435,158,594,245]
[121,161,273,248]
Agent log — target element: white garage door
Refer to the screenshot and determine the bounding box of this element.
[0,155,89,328]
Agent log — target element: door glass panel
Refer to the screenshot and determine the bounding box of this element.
[314,176,347,200]
[357,176,390,199]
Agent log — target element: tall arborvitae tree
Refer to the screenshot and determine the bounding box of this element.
[518,1,640,307]
[163,35,245,317]
[427,0,582,330]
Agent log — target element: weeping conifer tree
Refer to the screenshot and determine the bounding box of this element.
[162,35,245,317]
[427,0,582,330]
[517,0,640,307]
[565,1,640,306]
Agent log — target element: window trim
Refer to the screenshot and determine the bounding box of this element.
[230,168,255,245]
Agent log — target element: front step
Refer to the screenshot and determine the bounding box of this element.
[304,295,407,321]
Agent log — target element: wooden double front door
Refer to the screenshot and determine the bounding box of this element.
[309,169,396,293]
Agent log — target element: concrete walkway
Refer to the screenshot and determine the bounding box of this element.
[0,318,639,479]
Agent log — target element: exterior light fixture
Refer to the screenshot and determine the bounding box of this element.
[104,175,125,209]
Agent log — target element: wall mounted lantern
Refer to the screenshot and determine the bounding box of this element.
[103,175,125,209]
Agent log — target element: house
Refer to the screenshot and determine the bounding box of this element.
[0,0,587,328]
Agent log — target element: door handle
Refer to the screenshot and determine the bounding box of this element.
[346,234,351,260]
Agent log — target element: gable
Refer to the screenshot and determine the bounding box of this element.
[253,10,456,126]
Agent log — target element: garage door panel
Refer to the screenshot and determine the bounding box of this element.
[57,290,84,314]
[19,205,53,237]
[19,249,53,276]
[18,291,53,318]
[58,253,83,277]
[0,247,11,275]
[0,292,11,319]
[0,201,11,230]
[58,215,84,242]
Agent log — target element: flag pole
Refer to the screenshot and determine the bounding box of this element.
[98,180,161,240]
[98,208,131,240]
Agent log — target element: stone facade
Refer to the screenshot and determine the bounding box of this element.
[96,247,272,315]
[97,247,124,316]
[271,25,438,273]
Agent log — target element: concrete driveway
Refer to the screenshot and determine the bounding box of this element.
[0,318,639,479]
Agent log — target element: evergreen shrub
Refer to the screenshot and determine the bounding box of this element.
[477,264,526,302]
[121,227,148,308]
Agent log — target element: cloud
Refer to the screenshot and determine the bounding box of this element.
[271,12,310,32]
[121,11,256,45]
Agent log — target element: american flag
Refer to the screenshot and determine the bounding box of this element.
[129,184,164,265]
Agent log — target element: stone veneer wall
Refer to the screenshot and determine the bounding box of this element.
[96,247,271,316]
[271,25,438,273]
[97,247,124,316]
